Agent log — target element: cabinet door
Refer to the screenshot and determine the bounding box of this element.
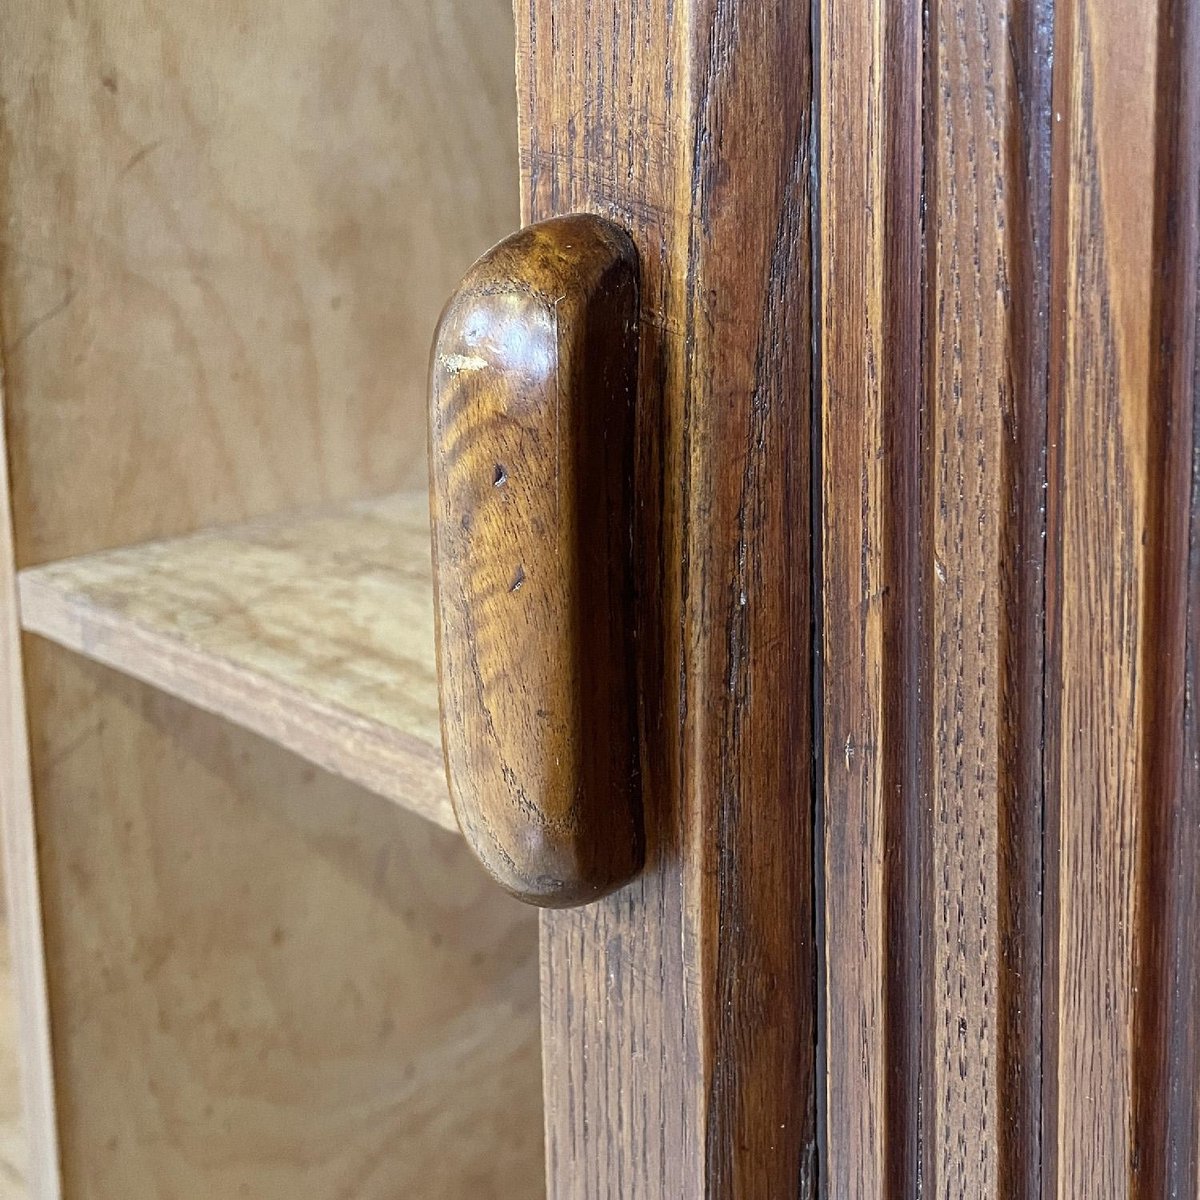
[515,2,818,1196]
[518,1,1200,1197]
[819,0,1200,1194]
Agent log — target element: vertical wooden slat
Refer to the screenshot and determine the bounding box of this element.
[993,7,1055,1195]
[818,0,923,1190]
[1045,0,1160,1193]
[925,0,1051,1195]
[821,0,1051,1194]
[517,2,818,1194]
[1045,0,1200,1193]
[1132,3,1200,1195]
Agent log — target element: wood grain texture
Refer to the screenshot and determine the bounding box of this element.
[0,0,517,565]
[1045,0,1155,1190]
[817,0,923,1190]
[430,215,643,907]
[0,1,529,1191]
[925,0,1051,1194]
[16,494,452,831]
[1045,0,1200,1194]
[517,1,816,1194]
[0,911,31,1198]
[819,0,1051,1194]
[0,382,58,1199]
[25,643,543,1200]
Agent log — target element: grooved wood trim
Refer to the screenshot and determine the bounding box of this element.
[517,1,817,1194]
[925,0,1051,1193]
[819,0,1051,1194]
[818,0,924,1190]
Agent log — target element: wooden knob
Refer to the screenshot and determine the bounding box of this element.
[428,214,644,907]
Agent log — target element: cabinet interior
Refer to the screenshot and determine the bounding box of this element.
[0,2,544,1196]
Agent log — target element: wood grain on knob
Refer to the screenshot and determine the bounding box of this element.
[428,214,643,907]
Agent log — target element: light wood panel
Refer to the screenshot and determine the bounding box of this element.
[819,0,1051,1193]
[0,913,29,1198]
[0,0,527,1194]
[518,1,816,1194]
[0,390,57,1198]
[25,644,542,1200]
[17,494,451,831]
[0,0,516,565]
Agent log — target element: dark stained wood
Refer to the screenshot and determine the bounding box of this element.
[1044,0,1200,1195]
[1044,0,1150,1183]
[818,0,924,1191]
[822,0,1200,1190]
[1130,4,1200,1196]
[819,0,1051,1195]
[516,1,816,1194]
[924,0,1051,1193]
[501,0,1198,1191]
[429,215,643,907]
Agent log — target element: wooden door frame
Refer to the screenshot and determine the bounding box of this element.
[516,3,818,1195]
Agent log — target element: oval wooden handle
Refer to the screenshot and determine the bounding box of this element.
[428,214,643,907]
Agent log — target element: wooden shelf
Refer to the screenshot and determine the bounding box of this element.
[16,492,455,831]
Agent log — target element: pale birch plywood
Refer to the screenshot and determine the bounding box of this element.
[0,393,60,1198]
[16,493,453,831]
[0,1,525,1193]
[25,644,543,1200]
[0,910,29,1200]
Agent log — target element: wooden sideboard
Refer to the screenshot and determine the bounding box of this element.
[1,0,1197,1197]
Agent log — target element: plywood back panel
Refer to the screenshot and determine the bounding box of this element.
[0,0,518,564]
[26,643,542,1199]
[0,3,529,1194]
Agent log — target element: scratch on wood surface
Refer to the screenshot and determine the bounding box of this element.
[439,353,489,374]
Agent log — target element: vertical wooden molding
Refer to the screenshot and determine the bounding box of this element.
[0,382,62,1199]
[817,0,924,1193]
[517,1,817,1194]
[924,0,1052,1194]
[820,0,1051,1195]
[1045,0,1200,1194]
[1131,2,1200,1195]
[1043,0,1200,1193]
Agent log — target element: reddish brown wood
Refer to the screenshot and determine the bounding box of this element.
[822,0,1200,1192]
[820,0,1052,1195]
[1129,3,1200,1193]
[1044,0,1200,1195]
[429,215,643,907]
[516,1,817,1194]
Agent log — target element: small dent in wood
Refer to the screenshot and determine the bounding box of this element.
[493,464,508,487]
[509,566,526,593]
